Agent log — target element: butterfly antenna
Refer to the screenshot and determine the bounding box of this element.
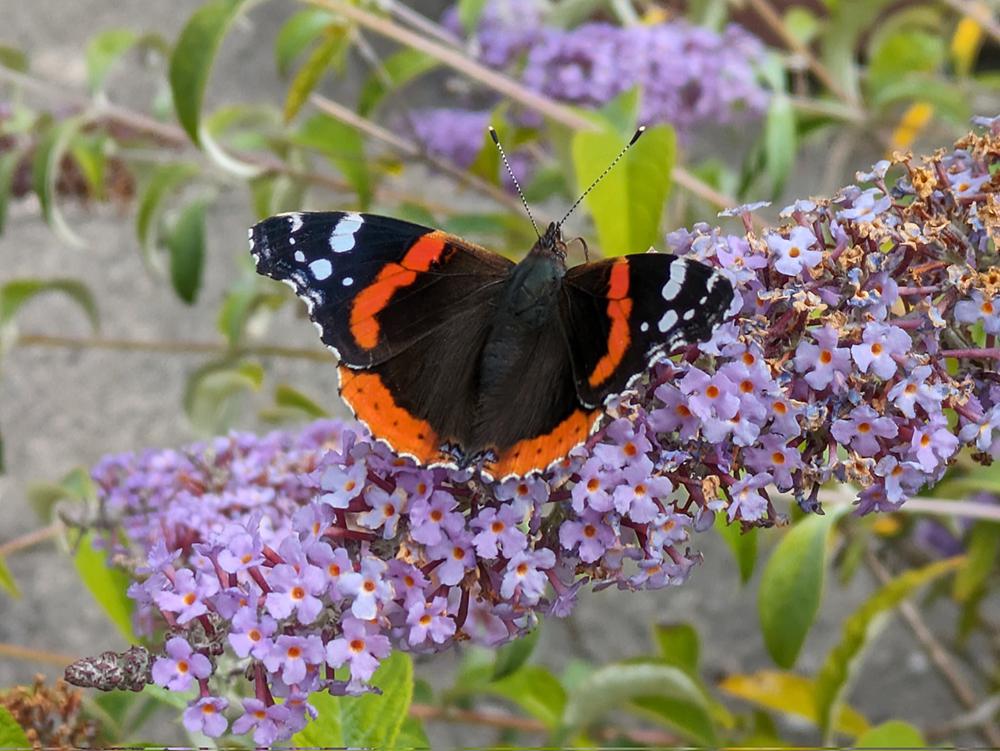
[489,126,540,239]
[558,126,646,227]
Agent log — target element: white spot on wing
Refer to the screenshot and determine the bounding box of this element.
[286,212,303,233]
[683,309,695,321]
[330,234,355,253]
[294,251,306,262]
[342,276,354,286]
[640,322,649,332]
[658,309,679,333]
[310,259,333,280]
[661,259,687,302]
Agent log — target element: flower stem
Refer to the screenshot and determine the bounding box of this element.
[0,524,60,558]
[940,348,1000,360]
[16,333,331,362]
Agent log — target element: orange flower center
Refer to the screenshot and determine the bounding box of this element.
[287,646,302,659]
[202,703,217,715]
[982,302,995,315]
[857,422,871,433]
[350,639,365,652]
[452,547,465,560]
[772,451,785,464]
[706,385,720,399]
[921,434,931,447]
[291,586,305,601]
[430,509,443,522]
[329,564,341,577]
[904,383,917,395]
[676,404,692,417]
[183,592,196,606]
[491,521,505,533]
[773,401,787,415]
[403,575,415,587]
[587,478,600,491]
[383,504,396,517]
[789,246,801,258]
[624,442,638,457]
[419,614,432,626]
[363,580,376,593]
[583,524,597,538]
[819,350,833,364]
[740,380,754,393]
[870,343,883,356]
[742,352,756,366]
[344,480,356,492]
[248,629,261,642]
[516,563,529,576]
[177,660,189,674]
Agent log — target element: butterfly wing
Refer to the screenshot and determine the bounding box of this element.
[250,211,514,466]
[561,253,734,407]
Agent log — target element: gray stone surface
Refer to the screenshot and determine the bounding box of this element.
[0,0,984,746]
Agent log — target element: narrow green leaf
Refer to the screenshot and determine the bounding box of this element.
[169,0,251,144]
[0,555,20,598]
[492,625,540,681]
[953,522,999,601]
[135,163,200,268]
[85,29,138,93]
[69,133,108,199]
[653,623,699,676]
[856,719,925,747]
[396,716,430,749]
[275,8,338,77]
[630,694,718,746]
[784,7,820,45]
[184,359,264,434]
[758,507,846,669]
[821,0,897,103]
[0,706,30,749]
[292,690,344,747]
[342,651,413,749]
[570,124,675,256]
[0,150,19,235]
[73,532,137,643]
[487,665,566,728]
[357,49,439,117]
[0,45,28,72]
[217,284,284,347]
[0,279,99,331]
[167,200,208,304]
[814,557,962,741]
[559,662,708,744]
[31,116,86,247]
[283,25,349,122]
[273,384,329,418]
[716,514,759,584]
[458,0,488,33]
[295,113,371,208]
[764,94,796,196]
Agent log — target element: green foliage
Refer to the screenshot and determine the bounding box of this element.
[0,706,30,749]
[0,279,99,333]
[31,115,87,247]
[715,513,759,584]
[166,199,208,304]
[184,358,264,434]
[283,25,349,122]
[357,49,440,117]
[0,555,19,598]
[295,113,372,208]
[856,719,926,747]
[492,621,540,680]
[274,8,338,77]
[135,163,201,270]
[72,532,137,643]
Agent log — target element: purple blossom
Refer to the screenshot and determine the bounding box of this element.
[794,325,852,390]
[727,472,771,522]
[182,696,229,738]
[955,291,1000,334]
[154,569,218,624]
[264,559,326,625]
[768,226,823,276]
[229,608,277,659]
[339,556,392,620]
[358,485,406,539]
[501,548,555,604]
[745,434,803,490]
[151,637,212,691]
[428,531,476,586]
[907,417,959,472]
[838,187,892,221]
[262,634,325,685]
[405,596,456,646]
[409,490,464,546]
[887,366,947,418]
[851,323,911,379]
[831,405,899,457]
[326,618,391,683]
[318,460,366,508]
[232,699,294,745]
[559,511,617,563]
[471,505,527,558]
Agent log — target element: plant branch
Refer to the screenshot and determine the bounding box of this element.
[304,0,742,211]
[0,642,79,668]
[864,551,1000,747]
[15,333,331,362]
[0,524,60,559]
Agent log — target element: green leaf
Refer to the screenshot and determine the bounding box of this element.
[856,719,925,747]
[653,623,699,676]
[764,94,796,196]
[272,384,329,418]
[73,532,136,642]
[292,690,344,747]
[341,651,413,748]
[570,124,675,256]
[69,133,108,199]
[821,0,897,103]
[814,557,962,741]
[32,115,86,247]
[630,694,718,746]
[0,706,30,749]
[784,7,820,45]
[718,670,869,737]
[868,29,944,93]
[871,76,971,125]
[487,665,566,728]
[166,199,208,304]
[0,45,28,72]
[275,8,338,77]
[26,466,96,521]
[758,507,846,669]
[184,359,264,434]
[0,279,99,331]
[358,49,439,117]
[492,625,540,681]
[716,514,759,584]
[283,24,349,122]
[169,0,252,144]
[216,283,284,347]
[458,0,488,33]
[136,163,200,269]
[0,149,19,235]
[396,716,430,749]
[86,29,138,93]
[558,662,709,744]
[0,555,19,598]
[953,522,999,602]
[295,113,371,208]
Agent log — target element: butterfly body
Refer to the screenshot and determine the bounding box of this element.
[250,211,734,480]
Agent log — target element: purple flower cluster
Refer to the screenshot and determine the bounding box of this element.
[87,120,999,742]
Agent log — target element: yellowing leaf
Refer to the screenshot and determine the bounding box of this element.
[719,670,868,737]
[890,102,934,152]
[950,11,984,76]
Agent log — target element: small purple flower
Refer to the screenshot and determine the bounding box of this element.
[559,512,616,563]
[649,384,701,439]
[887,365,946,418]
[838,187,892,221]
[229,608,277,659]
[949,168,989,198]
[769,395,803,438]
[151,637,212,691]
[954,290,1000,334]
[959,406,1000,452]
[794,325,852,390]
[409,490,464,546]
[358,485,406,539]
[874,455,922,503]
[154,569,218,624]
[593,419,653,469]
[768,226,822,276]
[571,457,618,513]
[264,560,326,625]
[501,548,555,604]
[745,434,803,490]
[339,556,392,620]
[428,531,476,586]
[471,505,527,559]
[232,699,293,745]
[831,405,898,456]
[851,323,911,379]
[727,472,771,522]
[405,596,456,646]
[648,513,690,549]
[325,617,391,683]
[318,460,366,508]
[307,542,354,600]
[217,524,263,574]
[907,417,959,472]
[612,464,671,522]
[262,634,325,685]
[183,696,229,738]
[680,368,739,423]
[495,475,550,509]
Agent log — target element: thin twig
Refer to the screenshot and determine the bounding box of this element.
[939,0,1000,45]
[864,551,1000,747]
[0,524,60,559]
[304,0,742,211]
[310,94,525,214]
[16,333,331,362]
[0,643,79,668]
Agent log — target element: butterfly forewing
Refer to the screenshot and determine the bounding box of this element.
[561,254,734,406]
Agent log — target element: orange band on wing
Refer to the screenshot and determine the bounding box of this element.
[485,407,598,478]
[339,366,447,465]
[349,232,448,350]
[587,259,632,387]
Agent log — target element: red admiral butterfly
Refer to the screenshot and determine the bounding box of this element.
[250,130,734,480]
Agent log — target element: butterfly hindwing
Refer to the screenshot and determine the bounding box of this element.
[250,212,514,368]
[561,253,734,407]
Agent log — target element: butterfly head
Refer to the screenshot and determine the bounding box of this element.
[533,221,568,261]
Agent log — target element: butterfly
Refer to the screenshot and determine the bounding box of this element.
[249,129,735,480]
